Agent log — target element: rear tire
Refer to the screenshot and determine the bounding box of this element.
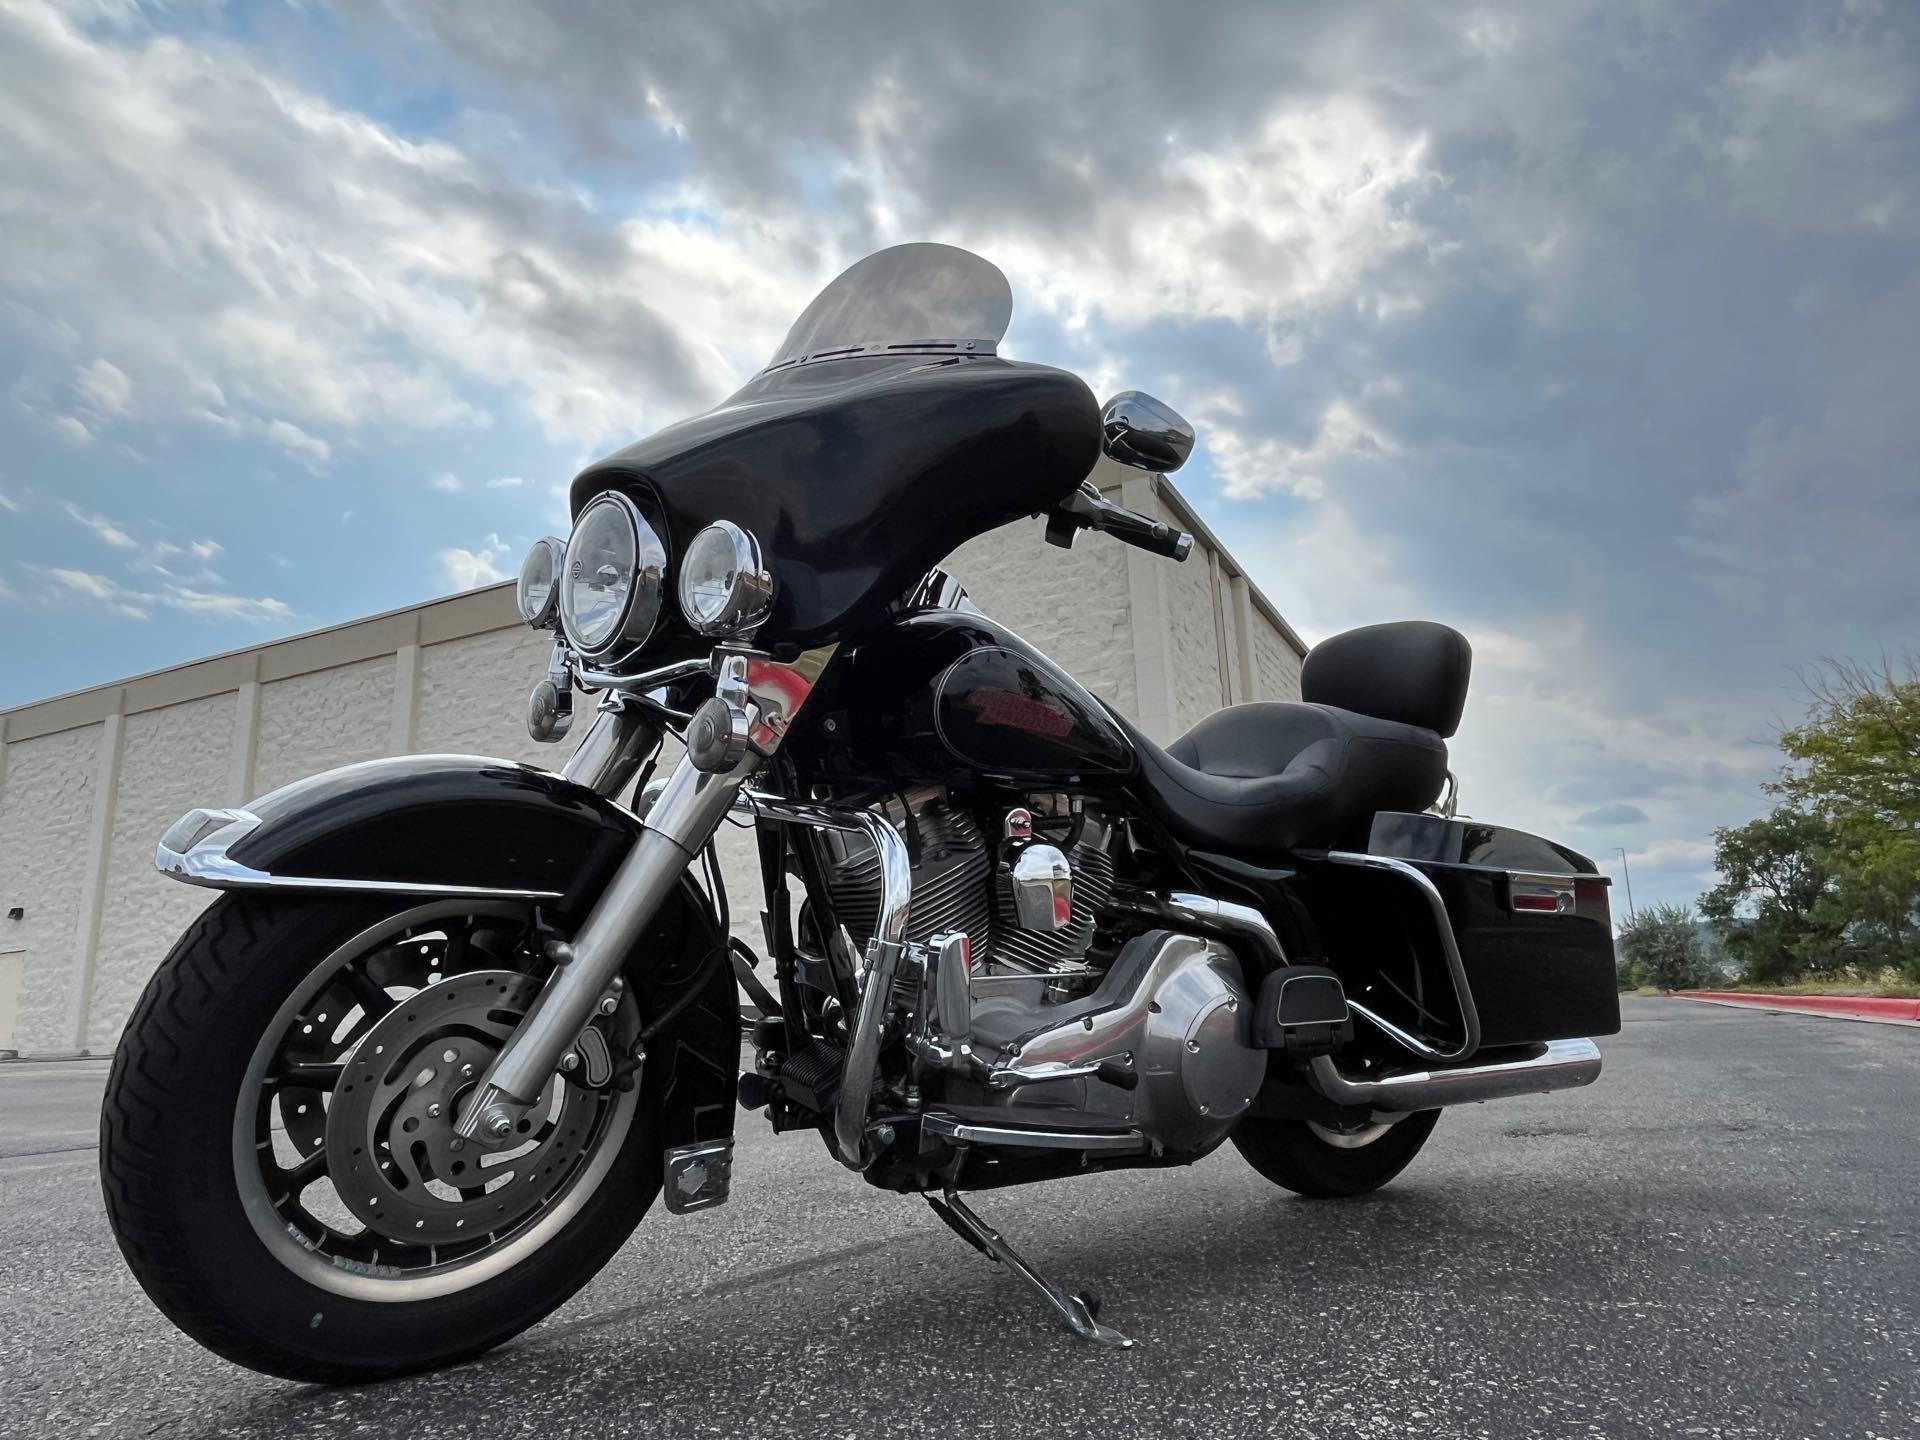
[1231,1110,1440,1198]
[100,893,662,1383]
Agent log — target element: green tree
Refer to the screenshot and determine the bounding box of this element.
[1700,808,1843,982]
[1617,902,1718,991]
[1774,659,1920,979]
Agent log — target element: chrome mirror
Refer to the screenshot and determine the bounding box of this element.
[1100,391,1195,474]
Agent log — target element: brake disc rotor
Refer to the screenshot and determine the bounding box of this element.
[323,969,606,1247]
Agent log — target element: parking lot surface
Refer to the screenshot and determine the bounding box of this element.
[3,996,1916,1439]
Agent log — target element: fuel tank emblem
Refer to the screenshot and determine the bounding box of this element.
[963,688,1074,739]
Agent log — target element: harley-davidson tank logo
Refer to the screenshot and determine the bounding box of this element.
[963,687,1074,739]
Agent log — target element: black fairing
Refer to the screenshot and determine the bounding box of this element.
[569,356,1100,649]
[801,608,1136,788]
[230,756,637,914]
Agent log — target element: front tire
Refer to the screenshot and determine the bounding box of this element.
[1231,1110,1440,1198]
[100,893,662,1383]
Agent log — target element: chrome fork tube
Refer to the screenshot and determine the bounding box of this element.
[456,744,757,1141]
[561,701,661,799]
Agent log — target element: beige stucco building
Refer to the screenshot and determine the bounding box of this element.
[0,466,1303,1057]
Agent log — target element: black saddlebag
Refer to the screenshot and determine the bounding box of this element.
[1300,812,1622,1050]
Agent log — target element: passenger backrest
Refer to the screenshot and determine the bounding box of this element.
[1300,621,1472,738]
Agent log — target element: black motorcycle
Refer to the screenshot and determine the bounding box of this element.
[102,243,1620,1378]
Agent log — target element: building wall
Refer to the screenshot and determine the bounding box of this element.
[0,474,1303,1056]
[88,694,232,1052]
[945,484,1140,719]
[254,656,396,798]
[0,724,101,1053]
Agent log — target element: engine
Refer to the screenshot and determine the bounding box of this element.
[815,787,1117,978]
[809,787,1263,1157]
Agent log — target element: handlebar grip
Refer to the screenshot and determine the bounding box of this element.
[1098,505,1193,561]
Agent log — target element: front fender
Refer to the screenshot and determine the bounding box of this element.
[157,754,738,1151]
[159,754,639,913]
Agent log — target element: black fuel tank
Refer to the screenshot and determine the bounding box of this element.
[816,609,1136,787]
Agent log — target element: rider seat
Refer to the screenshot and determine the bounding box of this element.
[1127,621,1472,854]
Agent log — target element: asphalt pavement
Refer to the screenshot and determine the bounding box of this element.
[3,996,1916,1439]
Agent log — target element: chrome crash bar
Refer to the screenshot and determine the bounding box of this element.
[740,792,912,1172]
[1322,851,1483,1064]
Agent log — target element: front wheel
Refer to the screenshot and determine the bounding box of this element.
[100,893,661,1383]
[1231,1109,1440,1198]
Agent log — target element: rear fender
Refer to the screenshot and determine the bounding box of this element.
[157,754,737,1150]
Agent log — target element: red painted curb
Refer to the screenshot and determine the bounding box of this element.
[1678,990,1920,1021]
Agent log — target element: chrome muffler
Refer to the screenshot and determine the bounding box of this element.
[1306,1037,1602,1112]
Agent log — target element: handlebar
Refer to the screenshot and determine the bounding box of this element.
[1045,481,1194,561]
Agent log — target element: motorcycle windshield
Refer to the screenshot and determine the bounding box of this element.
[574,241,1098,647]
[765,243,1013,371]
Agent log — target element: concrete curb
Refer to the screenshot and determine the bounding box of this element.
[1677,990,1920,1026]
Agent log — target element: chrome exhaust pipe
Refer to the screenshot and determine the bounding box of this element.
[1307,1037,1602,1112]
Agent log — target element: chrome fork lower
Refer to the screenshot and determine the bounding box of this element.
[455,705,751,1143]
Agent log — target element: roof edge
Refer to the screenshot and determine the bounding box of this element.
[1149,475,1310,659]
[2,581,519,741]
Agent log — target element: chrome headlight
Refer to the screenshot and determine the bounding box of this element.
[560,492,667,660]
[515,535,565,629]
[677,520,774,636]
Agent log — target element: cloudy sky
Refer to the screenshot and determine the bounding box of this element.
[2,0,1915,909]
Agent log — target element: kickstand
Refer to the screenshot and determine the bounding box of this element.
[927,1188,1134,1348]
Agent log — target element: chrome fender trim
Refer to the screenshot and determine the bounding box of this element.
[1307,1037,1602,1112]
[156,807,564,900]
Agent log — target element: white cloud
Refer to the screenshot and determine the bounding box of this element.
[1698,31,1914,233]
[0,484,21,512]
[438,534,510,590]
[190,538,222,560]
[61,501,137,550]
[1624,837,1718,870]
[983,96,1437,342]
[429,471,462,492]
[158,586,293,622]
[264,418,331,467]
[50,414,92,446]
[0,3,815,456]
[1722,39,1908,145]
[486,475,525,489]
[1202,397,1398,501]
[49,567,118,601]
[43,564,291,624]
[48,566,148,619]
[73,357,131,417]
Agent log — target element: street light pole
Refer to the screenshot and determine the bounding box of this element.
[1615,846,1636,922]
